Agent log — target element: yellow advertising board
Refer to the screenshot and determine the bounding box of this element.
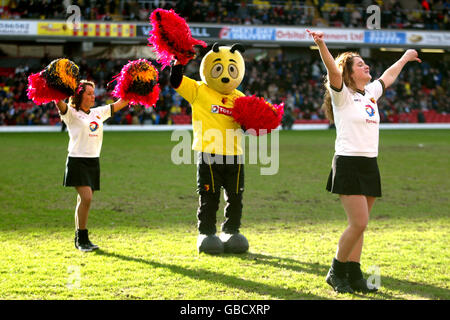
[37,22,72,36]
[37,22,136,38]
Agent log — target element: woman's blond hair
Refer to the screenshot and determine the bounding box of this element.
[69,80,95,111]
[322,52,360,123]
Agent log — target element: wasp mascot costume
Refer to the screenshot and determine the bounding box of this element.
[148,9,283,254]
[171,43,249,254]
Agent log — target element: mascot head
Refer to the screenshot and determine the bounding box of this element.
[200,43,245,95]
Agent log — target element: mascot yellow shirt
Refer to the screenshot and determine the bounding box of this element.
[176,75,245,155]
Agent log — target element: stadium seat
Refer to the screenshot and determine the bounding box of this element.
[0,68,15,77]
[172,115,192,125]
[49,118,60,125]
[14,102,33,110]
[294,119,328,124]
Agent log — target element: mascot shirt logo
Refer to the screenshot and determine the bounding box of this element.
[89,121,99,132]
[211,105,232,116]
[365,105,375,117]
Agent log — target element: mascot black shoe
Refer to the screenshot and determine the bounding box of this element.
[197,234,224,254]
[219,232,249,254]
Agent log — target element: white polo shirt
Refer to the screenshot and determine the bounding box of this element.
[60,105,113,158]
[328,79,385,158]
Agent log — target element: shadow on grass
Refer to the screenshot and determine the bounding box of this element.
[94,249,326,300]
[233,253,449,300]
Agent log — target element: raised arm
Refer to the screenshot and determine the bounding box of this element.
[55,100,68,114]
[307,29,342,90]
[111,99,129,113]
[379,49,421,89]
[170,59,184,89]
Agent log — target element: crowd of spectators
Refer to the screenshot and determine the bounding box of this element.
[1,49,448,126]
[1,0,449,30]
[0,0,448,126]
[239,52,449,124]
[161,0,450,31]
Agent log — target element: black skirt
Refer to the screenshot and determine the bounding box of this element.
[63,157,100,191]
[326,155,381,197]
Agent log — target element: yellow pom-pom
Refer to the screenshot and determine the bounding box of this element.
[55,59,79,91]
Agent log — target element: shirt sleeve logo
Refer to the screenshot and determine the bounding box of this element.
[89,121,99,132]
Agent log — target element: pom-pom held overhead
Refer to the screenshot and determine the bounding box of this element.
[27,58,80,105]
[111,59,160,108]
[232,96,285,136]
[148,8,207,68]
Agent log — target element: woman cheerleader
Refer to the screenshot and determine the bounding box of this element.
[28,58,159,252]
[55,80,129,252]
[307,29,421,293]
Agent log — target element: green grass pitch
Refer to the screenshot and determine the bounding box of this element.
[0,129,448,300]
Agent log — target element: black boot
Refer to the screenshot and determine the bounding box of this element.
[75,229,99,252]
[347,261,378,293]
[326,258,354,294]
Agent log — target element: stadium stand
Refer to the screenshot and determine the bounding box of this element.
[1,54,448,126]
[0,0,448,126]
[1,0,448,30]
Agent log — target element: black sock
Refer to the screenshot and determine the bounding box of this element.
[331,258,347,278]
[347,261,363,281]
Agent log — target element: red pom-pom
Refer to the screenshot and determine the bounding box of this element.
[111,59,160,108]
[27,72,68,105]
[232,96,285,136]
[27,58,80,105]
[148,8,207,69]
